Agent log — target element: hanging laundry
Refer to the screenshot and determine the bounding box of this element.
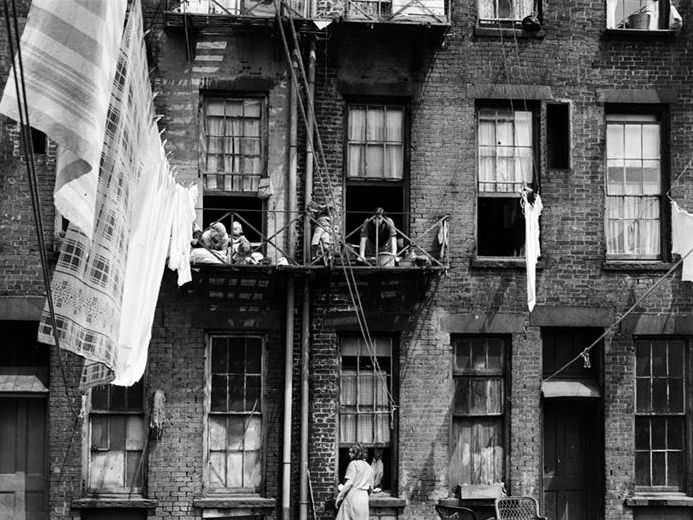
[0,0,127,239]
[522,190,542,312]
[168,184,199,286]
[671,200,693,282]
[35,1,193,389]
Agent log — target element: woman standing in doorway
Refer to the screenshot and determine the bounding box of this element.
[335,443,373,520]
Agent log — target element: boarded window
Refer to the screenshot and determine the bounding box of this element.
[88,382,145,493]
[450,336,506,489]
[605,113,662,259]
[635,338,686,490]
[339,336,395,491]
[208,336,263,491]
[477,107,536,257]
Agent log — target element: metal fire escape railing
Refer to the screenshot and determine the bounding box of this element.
[167,0,449,23]
[192,208,449,269]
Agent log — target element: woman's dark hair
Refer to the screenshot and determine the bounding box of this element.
[350,443,368,461]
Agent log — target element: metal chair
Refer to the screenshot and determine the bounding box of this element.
[494,496,547,520]
[435,504,479,520]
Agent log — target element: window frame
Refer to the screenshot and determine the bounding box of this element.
[605,0,672,31]
[343,99,410,241]
[337,334,399,495]
[476,0,541,27]
[604,105,669,261]
[475,101,540,258]
[203,333,266,495]
[449,335,510,492]
[84,382,146,495]
[634,337,690,493]
[201,94,269,193]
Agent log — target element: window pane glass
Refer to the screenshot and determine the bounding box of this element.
[125,416,145,450]
[228,374,244,412]
[669,379,684,413]
[642,124,660,159]
[109,416,126,451]
[455,342,471,370]
[246,339,262,373]
[668,417,684,450]
[652,379,669,413]
[209,451,226,487]
[651,417,666,449]
[635,419,649,450]
[652,451,666,486]
[226,452,243,487]
[624,125,641,158]
[470,379,490,415]
[386,109,403,141]
[607,124,624,159]
[126,450,142,488]
[212,339,228,373]
[341,413,356,443]
[366,145,384,177]
[244,417,262,450]
[110,387,126,410]
[669,345,684,377]
[636,341,650,376]
[244,450,262,488]
[211,375,227,411]
[246,375,261,411]
[635,451,650,486]
[209,416,227,451]
[668,451,683,488]
[367,108,385,141]
[358,414,374,443]
[454,379,470,415]
[90,452,124,489]
[652,342,667,376]
[91,386,109,410]
[636,378,650,413]
[91,416,109,450]
[349,108,366,140]
[514,111,532,147]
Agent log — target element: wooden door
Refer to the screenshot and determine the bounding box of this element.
[0,398,48,520]
[543,400,601,520]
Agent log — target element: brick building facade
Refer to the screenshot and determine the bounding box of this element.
[2,0,693,519]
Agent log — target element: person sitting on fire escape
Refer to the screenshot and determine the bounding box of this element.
[358,207,397,265]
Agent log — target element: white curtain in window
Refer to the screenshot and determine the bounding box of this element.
[477,0,533,20]
[206,115,224,172]
[348,108,366,177]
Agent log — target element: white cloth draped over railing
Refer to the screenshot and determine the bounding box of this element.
[1,0,196,388]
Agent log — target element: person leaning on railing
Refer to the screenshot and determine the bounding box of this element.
[358,207,397,265]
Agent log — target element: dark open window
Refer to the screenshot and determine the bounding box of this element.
[345,103,406,246]
[547,103,570,170]
[30,128,46,154]
[203,195,264,244]
[477,105,538,257]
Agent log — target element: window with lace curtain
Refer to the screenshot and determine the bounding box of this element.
[605,113,663,259]
[450,336,506,490]
[477,0,536,25]
[203,97,264,192]
[88,381,145,493]
[207,335,263,492]
[339,336,395,492]
[477,106,537,257]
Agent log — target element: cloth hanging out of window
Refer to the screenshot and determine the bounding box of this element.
[522,191,542,311]
[0,0,128,239]
[31,1,195,389]
[671,200,693,282]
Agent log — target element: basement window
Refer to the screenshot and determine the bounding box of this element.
[339,336,396,493]
[88,382,145,494]
[345,103,406,245]
[477,106,537,257]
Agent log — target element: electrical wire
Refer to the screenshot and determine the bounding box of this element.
[3,0,81,419]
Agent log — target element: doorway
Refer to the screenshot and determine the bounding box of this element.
[543,399,601,520]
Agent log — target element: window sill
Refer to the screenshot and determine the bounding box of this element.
[72,497,157,509]
[604,28,679,40]
[626,494,693,507]
[471,257,545,270]
[602,260,674,272]
[474,25,545,39]
[193,495,276,510]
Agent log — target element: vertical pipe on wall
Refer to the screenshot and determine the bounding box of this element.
[299,40,316,520]
[282,57,299,520]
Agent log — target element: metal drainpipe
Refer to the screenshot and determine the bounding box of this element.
[282,57,299,520]
[299,40,316,520]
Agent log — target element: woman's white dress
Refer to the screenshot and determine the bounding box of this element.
[336,459,372,520]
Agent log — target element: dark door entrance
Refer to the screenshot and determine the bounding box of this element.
[543,399,601,520]
[0,397,48,520]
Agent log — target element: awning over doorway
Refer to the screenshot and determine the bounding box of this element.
[541,379,600,398]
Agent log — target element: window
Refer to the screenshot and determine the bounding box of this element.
[88,382,145,493]
[546,103,571,170]
[605,113,663,259]
[345,103,406,240]
[606,0,673,30]
[478,0,535,25]
[450,336,506,490]
[635,338,686,490]
[203,97,265,193]
[477,106,536,257]
[339,336,395,492]
[207,335,263,492]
